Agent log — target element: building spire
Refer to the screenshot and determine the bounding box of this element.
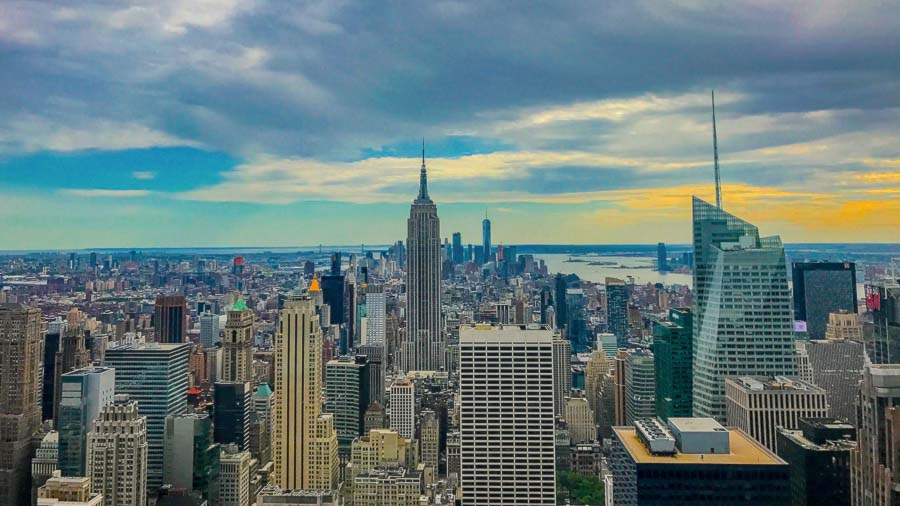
[417,138,430,202]
[712,90,722,209]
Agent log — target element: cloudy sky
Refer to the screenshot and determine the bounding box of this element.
[1,1,899,249]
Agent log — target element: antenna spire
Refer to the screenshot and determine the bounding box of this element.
[712,90,722,208]
[417,138,430,202]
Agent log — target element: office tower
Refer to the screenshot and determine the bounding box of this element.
[223,300,254,383]
[614,350,628,426]
[597,332,617,361]
[804,339,865,424]
[459,325,556,505]
[37,473,103,506]
[419,409,439,472]
[348,429,418,477]
[403,149,444,373]
[321,273,345,326]
[691,196,796,421]
[482,214,491,264]
[565,288,588,352]
[214,381,252,450]
[388,378,415,440]
[725,376,829,452]
[164,413,220,501]
[584,350,615,439]
[357,344,385,405]
[363,285,385,347]
[58,367,115,477]
[251,383,273,464]
[42,332,61,422]
[154,295,188,344]
[272,296,339,491]
[623,349,656,425]
[825,310,864,341]
[199,312,220,350]
[451,232,463,265]
[554,274,568,331]
[324,355,370,448]
[219,445,252,506]
[776,418,855,506]
[54,328,92,422]
[605,277,629,348]
[32,431,59,501]
[233,256,245,276]
[364,402,386,435]
[865,279,900,365]
[657,242,667,272]
[565,397,595,444]
[351,468,421,505]
[653,308,692,421]
[609,417,790,505]
[189,345,207,388]
[86,395,148,506]
[103,342,190,490]
[792,262,857,339]
[0,303,42,505]
[552,337,572,417]
[850,363,900,506]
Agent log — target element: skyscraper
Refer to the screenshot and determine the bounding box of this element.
[272,296,339,491]
[792,262,857,339]
[451,232,463,265]
[419,409,440,473]
[482,213,491,265]
[459,325,556,505]
[606,277,629,348]
[363,285,385,347]
[213,381,252,451]
[199,312,220,350]
[653,308,693,421]
[103,341,191,490]
[804,338,866,424]
[850,362,900,506]
[552,337,572,417]
[58,367,115,477]
[623,349,656,425]
[691,196,796,421]
[865,279,900,365]
[403,147,444,372]
[223,299,254,383]
[86,395,148,506]
[0,303,42,505]
[154,295,188,344]
[163,413,221,501]
[388,378,415,440]
[657,242,668,272]
[41,332,61,422]
[53,327,91,422]
[324,355,370,448]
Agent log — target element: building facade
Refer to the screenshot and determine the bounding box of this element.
[850,363,900,506]
[58,367,116,477]
[792,262,857,340]
[86,395,148,506]
[653,307,692,421]
[223,300,254,383]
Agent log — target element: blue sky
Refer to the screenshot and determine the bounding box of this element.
[1,1,899,248]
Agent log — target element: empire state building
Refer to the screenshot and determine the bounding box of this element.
[403,145,444,372]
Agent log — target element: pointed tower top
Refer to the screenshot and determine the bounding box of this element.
[712,90,722,209]
[416,139,431,203]
[309,273,320,292]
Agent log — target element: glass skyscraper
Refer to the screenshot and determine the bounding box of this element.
[691,197,796,421]
[791,261,857,339]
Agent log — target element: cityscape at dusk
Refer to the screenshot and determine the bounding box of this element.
[1,1,899,506]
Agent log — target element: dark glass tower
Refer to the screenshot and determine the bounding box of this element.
[213,381,252,451]
[792,262,857,339]
[653,308,692,421]
[482,214,492,265]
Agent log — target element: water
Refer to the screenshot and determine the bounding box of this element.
[537,253,693,287]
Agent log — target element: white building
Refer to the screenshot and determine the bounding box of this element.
[220,445,253,506]
[389,378,415,440]
[459,324,557,505]
[86,395,147,506]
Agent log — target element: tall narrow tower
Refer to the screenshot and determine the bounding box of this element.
[712,90,722,208]
[403,143,444,372]
[482,211,492,265]
[222,299,254,383]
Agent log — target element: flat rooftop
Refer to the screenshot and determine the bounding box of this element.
[614,427,785,466]
[459,324,554,344]
[668,417,728,433]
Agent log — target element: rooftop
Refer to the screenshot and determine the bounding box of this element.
[459,323,554,344]
[614,426,784,466]
[728,375,823,392]
[668,417,728,434]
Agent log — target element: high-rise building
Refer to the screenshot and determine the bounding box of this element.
[597,332,618,361]
[154,295,188,344]
[42,332,61,422]
[691,196,797,421]
[403,149,444,372]
[482,214,491,265]
[614,350,628,426]
[606,277,629,348]
[459,324,556,505]
[609,417,790,505]
[272,296,339,491]
[623,349,656,425]
[223,300,254,383]
[58,367,116,477]
[552,337,572,417]
[324,355,370,448]
[657,242,668,272]
[776,418,855,506]
[199,312,220,350]
[219,445,252,506]
[825,310,864,342]
[321,274,345,326]
[364,402,385,436]
[388,378,415,440]
[31,431,59,501]
[363,285,385,347]
[250,383,273,466]
[53,328,91,422]
[0,303,42,505]
[725,376,829,452]
[804,338,866,424]
[653,308,692,421]
[584,349,615,439]
[792,262,857,339]
[419,409,439,473]
[564,397,595,444]
[850,363,900,506]
[451,232,464,265]
[357,344,385,405]
[865,279,900,365]
[103,342,190,490]
[36,473,103,506]
[214,381,252,451]
[163,413,220,501]
[86,395,148,506]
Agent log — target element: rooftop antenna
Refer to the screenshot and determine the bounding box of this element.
[712,90,722,208]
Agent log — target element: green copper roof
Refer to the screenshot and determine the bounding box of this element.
[255,383,272,397]
[232,299,248,311]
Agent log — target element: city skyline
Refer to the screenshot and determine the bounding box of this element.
[2,2,900,248]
